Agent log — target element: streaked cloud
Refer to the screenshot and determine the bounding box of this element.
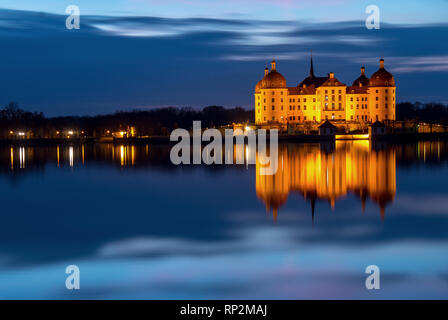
[0,8,447,115]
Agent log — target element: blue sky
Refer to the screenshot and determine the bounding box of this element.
[0,1,447,115]
[3,0,448,23]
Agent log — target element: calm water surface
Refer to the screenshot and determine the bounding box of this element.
[0,141,447,299]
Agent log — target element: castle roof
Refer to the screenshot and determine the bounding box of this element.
[256,58,395,94]
[255,79,263,93]
[352,66,369,87]
[298,55,327,89]
[369,59,395,87]
[321,74,345,87]
[262,70,286,88]
[298,76,327,89]
[347,85,368,94]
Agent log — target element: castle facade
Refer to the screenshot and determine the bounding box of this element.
[254,57,396,125]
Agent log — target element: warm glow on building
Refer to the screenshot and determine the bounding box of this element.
[255,57,396,125]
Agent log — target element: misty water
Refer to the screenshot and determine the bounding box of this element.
[0,141,447,299]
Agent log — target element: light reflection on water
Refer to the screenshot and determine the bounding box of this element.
[0,141,447,299]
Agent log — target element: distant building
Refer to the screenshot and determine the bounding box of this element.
[254,57,396,125]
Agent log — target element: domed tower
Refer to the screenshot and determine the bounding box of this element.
[254,60,288,124]
[346,66,370,122]
[368,59,396,122]
[353,66,369,87]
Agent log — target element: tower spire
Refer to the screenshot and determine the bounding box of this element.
[309,51,315,77]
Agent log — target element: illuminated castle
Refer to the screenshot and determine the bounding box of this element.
[254,57,396,124]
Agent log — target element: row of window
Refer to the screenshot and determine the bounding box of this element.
[258,89,395,96]
[324,90,342,94]
[325,95,343,101]
[261,114,391,122]
[288,116,317,121]
[350,97,368,102]
[288,98,316,103]
[351,104,368,110]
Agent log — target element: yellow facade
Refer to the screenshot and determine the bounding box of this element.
[255,58,396,125]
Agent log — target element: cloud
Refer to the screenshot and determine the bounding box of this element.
[97,227,305,258]
[393,195,448,214]
[0,9,447,115]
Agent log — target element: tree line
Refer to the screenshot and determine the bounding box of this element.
[1,101,447,139]
[396,102,448,124]
[0,102,254,138]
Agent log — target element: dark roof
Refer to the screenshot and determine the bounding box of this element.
[371,120,387,128]
[321,75,345,87]
[352,74,369,87]
[370,68,395,87]
[255,79,263,93]
[298,76,327,88]
[264,70,286,88]
[347,85,368,94]
[318,120,337,128]
[287,87,299,95]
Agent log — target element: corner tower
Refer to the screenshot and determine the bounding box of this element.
[368,58,396,122]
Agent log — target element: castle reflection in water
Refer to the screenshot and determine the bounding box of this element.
[256,141,396,221]
[2,141,448,223]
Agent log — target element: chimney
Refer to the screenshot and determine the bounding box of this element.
[264,67,269,76]
[380,58,384,69]
[361,66,365,75]
[329,72,334,79]
[271,60,276,71]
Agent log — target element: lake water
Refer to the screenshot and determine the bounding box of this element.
[0,141,447,299]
